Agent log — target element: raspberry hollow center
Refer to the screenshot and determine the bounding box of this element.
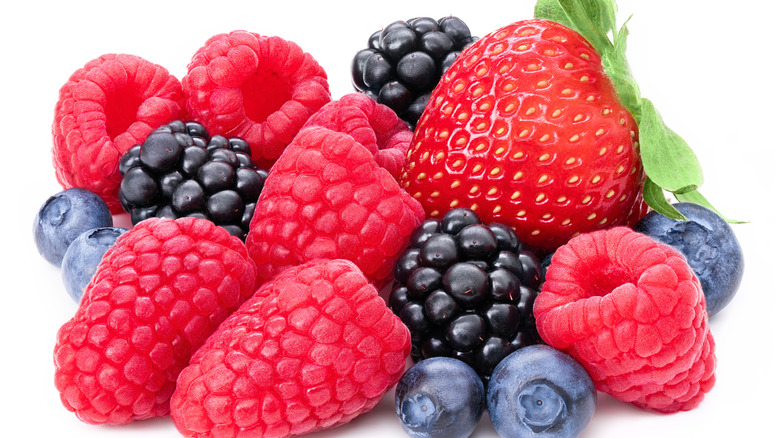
[104,89,143,140]
[584,261,634,298]
[241,70,292,123]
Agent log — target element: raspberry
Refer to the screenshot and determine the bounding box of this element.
[534,227,717,413]
[170,258,411,437]
[182,30,331,169]
[245,125,425,292]
[53,217,257,424]
[302,93,412,180]
[53,54,185,213]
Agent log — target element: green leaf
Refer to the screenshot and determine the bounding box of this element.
[674,190,747,224]
[534,0,576,29]
[643,179,687,221]
[601,19,642,115]
[534,0,616,54]
[638,98,704,194]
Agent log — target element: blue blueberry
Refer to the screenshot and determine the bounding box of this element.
[487,345,595,438]
[634,202,744,316]
[395,357,484,438]
[33,188,113,266]
[61,227,127,302]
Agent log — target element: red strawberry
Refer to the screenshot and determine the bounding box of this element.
[170,258,411,437]
[54,217,257,424]
[401,20,646,255]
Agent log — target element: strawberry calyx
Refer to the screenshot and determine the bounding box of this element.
[534,0,739,223]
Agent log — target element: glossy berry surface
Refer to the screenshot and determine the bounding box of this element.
[487,345,596,438]
[390,208,543,382]
[634,202,744,316]
[118,120,268,240]
[351,16,479,126]
[33,188,113,267]
[401,20,646,255]
[395,357,484,438]
[61,227,127,302]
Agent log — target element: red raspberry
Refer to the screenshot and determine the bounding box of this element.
[170,258,411,438]
[245,125,425,292]
[302,93,412,180]
[534,227,716,413]
[182,30,331,169]
[53,218,257,424]
[53,54,185,213]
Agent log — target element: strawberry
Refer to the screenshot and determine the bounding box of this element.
[400,19,646,255]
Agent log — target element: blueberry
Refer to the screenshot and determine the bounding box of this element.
[33,188,113,266]
[395,357,484,438]
[634,202,744,316]
[61,227,127,302]
[487,345,596,438]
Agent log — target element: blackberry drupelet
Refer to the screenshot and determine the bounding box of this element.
[351,16,479,127]
[390,208,544,382]
[118,121,268,240]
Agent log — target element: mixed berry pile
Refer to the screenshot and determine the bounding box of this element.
[35,1,746,437]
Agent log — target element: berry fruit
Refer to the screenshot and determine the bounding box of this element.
[351,16,479,127]
[183,30,331,169]
[118,120,268,241]
[534,227,717,413]
[245,112,424,291]
[170,259,411,438]
[487,345,596,438]
[61,227,127,302]
[390,208,543,382]
[401,20,646,255]
[34,188,113,267]
[302,93,413,180]
[54,217,257,424]
[395,357,485,438]
[53,54,185,213]
[634,202,744,316]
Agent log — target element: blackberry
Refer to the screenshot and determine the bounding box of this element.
[351,16,479,127]
[118,121,268,240]
[389,208,544,382]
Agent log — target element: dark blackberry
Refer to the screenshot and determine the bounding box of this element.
[118,121,268,240]
[390,208,544,382]
[351,16,479,127]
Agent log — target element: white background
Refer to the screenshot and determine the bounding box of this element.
[1,0,777,437]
